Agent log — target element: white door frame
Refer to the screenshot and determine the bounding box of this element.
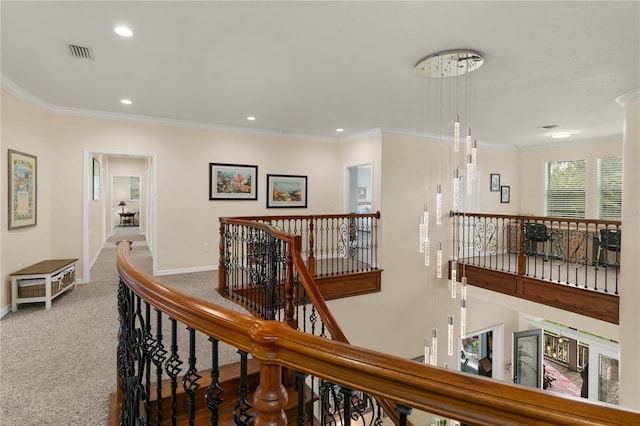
[83,148,158,284]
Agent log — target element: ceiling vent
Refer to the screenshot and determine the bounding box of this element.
[66,44,94,60]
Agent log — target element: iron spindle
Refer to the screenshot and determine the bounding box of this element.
[233,350,253,425]
[151,309,167,426]
[166,318,183,425]
[183,327,202,426]
[205,337,224,426]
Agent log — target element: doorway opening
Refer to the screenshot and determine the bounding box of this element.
[83,149,157,284]
[346,162,373,214]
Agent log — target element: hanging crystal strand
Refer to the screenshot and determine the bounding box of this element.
[460,276,468,337]
[465,128,472,156]
[419,217,425,253]
[424,338,430,365]
[436,242,443,278]
[431,328,438,366]
[450,261,457,298]
[447,315,454,356]
[419,204,429,251]
[424,233,430,266]
[452,169,460,212]
[436,185,442,225]
[471,139,478,180]
[460,299,467,338]
[466,154,473,195]
[461,276,467,300]
[453,114,460,152]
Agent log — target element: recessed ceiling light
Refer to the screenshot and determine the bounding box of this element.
[336,128,344,132]
[551,131,573,139]
[247,116,256,121]
[120,99,132,105]
[114,26,133,37]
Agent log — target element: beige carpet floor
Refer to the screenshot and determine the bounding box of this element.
[0,228,246,425]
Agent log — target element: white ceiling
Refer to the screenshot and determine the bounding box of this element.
[2,1,639,148]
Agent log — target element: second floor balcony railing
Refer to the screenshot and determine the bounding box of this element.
[218,212,382,314]
[451,212,622,324]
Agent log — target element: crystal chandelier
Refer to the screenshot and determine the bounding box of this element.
[415,50,484,368]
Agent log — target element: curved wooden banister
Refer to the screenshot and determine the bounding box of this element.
[116,240,639,425]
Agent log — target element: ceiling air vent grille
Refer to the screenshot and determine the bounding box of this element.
[67,44,94,60]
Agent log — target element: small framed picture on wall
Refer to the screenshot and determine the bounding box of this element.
[490,173,500,192]
[500,185,510,203]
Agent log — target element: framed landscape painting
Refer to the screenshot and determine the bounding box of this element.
[8,149,37,229]
[267,174,307,208]
[209,163,258,200]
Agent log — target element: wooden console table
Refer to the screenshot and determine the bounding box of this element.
[10,258,77,312]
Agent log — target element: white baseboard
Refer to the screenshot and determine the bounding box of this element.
[156,264,218,277]
[0,304,11,319]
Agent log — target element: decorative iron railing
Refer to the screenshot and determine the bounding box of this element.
[114,238,639,426]
[220,212,380,278]
[451,212,622,294]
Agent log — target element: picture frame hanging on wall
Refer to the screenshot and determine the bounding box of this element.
[500,185,511,203]
[8,149,37,230]
[490,173,501,192]
[209,162,258,200]
[266,174,307,208]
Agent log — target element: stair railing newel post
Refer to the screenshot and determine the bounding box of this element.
[253,362,288,426]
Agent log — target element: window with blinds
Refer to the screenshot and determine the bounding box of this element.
[598,156,622,220]
[546,160,586,218]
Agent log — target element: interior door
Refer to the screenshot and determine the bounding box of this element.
[513,329,543,389]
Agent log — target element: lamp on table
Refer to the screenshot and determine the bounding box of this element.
[119,201,127,213]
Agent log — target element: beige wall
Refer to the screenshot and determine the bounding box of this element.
[1,92,53,309]
[1,90,344,311]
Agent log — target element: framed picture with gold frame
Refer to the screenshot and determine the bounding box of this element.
[8,149,37,229]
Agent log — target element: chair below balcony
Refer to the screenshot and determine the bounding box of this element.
[595,229,621,269]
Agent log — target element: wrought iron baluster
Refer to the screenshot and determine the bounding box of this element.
[233,350,253,424]
[166,318,183,425]
[205,337,224,426]
[133,296,148,425]
[142,302,154,425]
[340,387,353,426]
[295,371,308,426]
[183,327,202,426]
[395,404,412,426]
[117,279,133,425]
[151,309,167,426]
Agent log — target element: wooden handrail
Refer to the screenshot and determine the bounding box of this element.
[451,211,622,227]
[117,240,639,425]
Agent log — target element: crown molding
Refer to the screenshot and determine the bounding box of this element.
[2,74,338,144]
[616,88,640,106]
